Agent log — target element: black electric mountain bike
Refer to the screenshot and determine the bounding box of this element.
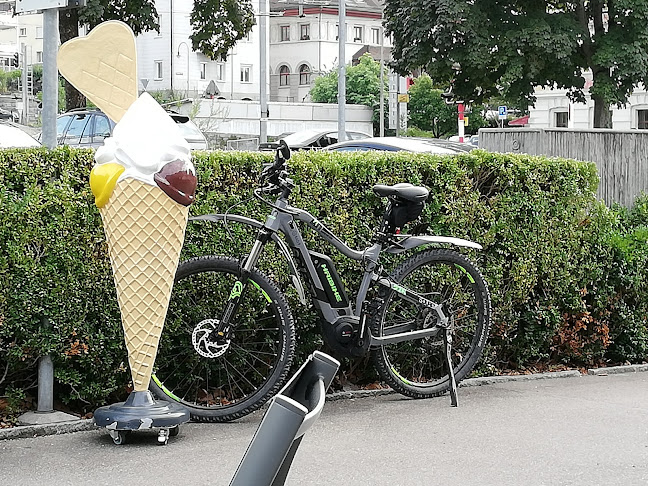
[150,142,491,422]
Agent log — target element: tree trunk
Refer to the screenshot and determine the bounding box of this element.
[59,9,86,110]
[591,67,612,129]
[592,94,612,128]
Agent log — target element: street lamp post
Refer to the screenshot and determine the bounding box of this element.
[177,41,190,97]
[259,0,269,144]
[337,0,346,143]
[451,62,464,143]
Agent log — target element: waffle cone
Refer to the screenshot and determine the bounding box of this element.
[101,179,188,391]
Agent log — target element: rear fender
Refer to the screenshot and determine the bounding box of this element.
[386,235,483,254]
[190,214,307,304]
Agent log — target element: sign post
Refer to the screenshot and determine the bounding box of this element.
[498,105,507,129]
[388,73,397,130]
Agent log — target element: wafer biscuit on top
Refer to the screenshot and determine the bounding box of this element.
[58,20,138,123]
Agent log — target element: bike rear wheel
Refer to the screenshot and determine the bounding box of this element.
[150,256,295,422]
[371,248,491,398]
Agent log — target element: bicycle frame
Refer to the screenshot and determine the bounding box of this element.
[213,193,480,349]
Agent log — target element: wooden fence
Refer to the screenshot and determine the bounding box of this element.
[479,128,648,207]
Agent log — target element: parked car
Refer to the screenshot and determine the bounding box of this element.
[53,108,208,150]
[259,129,370,151]
[0,122,41,148]
[325,136,467,154]
[410,137,475,153]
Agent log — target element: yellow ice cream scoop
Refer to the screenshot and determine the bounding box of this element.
[90,163,125,208]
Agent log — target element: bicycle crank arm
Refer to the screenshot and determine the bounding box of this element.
[368,326,441,347]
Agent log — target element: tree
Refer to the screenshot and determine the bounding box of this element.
[407,74,457,137]
[190,0,255,60]
[310,54,388,134]
[61,0,254,110]
[383,0,648,128]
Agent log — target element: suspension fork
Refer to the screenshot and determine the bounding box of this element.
[219,229,272,329]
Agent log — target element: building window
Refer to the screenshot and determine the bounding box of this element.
[19,27,26,37]
[154,61,163,80]
[353,26,363,42]
[637,110,648,129]
[240,65,251,83]
[279,65,290,86]
[371,28,380,45]
[299,64,311,85]
[555,111,568,128]
[335,24,339,40]
[36,27,43,38]
[200,62,207,80]
[280,25,290,42]
[36,51,43,63]
[216,62,225,81]
[300,24,310,40]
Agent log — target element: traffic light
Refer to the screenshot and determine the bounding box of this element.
[11,52,18,68]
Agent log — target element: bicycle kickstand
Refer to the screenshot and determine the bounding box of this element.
[443,328,458,407]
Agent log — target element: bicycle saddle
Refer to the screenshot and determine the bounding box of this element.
[372,183,429,202]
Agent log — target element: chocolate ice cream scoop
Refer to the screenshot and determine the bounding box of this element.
[154,160,197,206]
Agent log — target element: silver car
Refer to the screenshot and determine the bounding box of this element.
[54,109,208,150]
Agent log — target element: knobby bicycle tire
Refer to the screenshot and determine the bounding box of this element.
[371,248,491,398]
[149,255,296,422]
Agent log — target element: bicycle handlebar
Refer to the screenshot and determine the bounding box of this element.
[258,140,293,194]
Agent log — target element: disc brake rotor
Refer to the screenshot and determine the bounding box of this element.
[192,319,230,358]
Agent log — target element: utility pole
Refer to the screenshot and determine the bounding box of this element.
[259,0,268,144]
[337,0,346,142]
[21,43,28,125]
[379,22,384,137]
[42,7,59,148]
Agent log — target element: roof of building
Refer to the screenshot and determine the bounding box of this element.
[508,115,530,126]
[271,0,384,14]
[352,45,391,63]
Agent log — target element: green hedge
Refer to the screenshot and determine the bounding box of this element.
[1,147,647,415]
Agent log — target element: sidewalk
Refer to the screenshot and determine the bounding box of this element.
[1,370,647,485]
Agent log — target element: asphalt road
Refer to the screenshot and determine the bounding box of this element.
[1,372,647,486]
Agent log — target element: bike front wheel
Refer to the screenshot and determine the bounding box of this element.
[371,248,491,398]
[150,256,295,422]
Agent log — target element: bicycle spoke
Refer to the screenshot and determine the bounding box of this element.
[151,257,295,419]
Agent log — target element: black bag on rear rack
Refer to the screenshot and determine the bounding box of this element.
[385,198,425,231]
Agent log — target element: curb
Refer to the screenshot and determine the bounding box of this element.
[587,364,648,375]
[2,364,645,441]
[0,419,96,441]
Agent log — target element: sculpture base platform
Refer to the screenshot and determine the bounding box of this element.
[94,390,189,445]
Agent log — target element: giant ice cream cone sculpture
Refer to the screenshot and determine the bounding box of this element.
[58,21,196,440]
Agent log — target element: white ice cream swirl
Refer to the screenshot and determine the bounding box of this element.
[94,92,195,185]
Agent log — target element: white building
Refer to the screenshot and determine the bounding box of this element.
[136,0,260,100]
[269,0,389,103]
[0,5,42,70]
[136,0,390,103]
[529,71,648,131]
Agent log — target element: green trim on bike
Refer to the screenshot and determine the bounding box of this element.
[391,366,415,385]
[229,281,244,299]
[392,283,407,295]
[252,280,272,303]
[151,375,181,402]
[454,264,475,284]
